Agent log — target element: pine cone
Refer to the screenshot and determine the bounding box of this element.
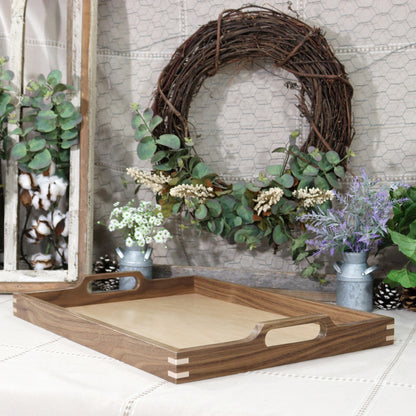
[374,282,402,310]
[92,254,119,292]
[401,287,416,311]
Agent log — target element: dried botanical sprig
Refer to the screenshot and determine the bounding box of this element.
[170,184,215,203]
[293,187,335,208]
[126,167,171,194]
[253,187,284,215]
[299,170,399,255]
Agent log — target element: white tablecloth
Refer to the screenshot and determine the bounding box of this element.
[0,294,415,416]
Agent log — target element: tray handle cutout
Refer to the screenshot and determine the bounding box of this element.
[81,271,148,294]
[254,314,332,347]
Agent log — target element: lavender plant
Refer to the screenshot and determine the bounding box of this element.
[299,170,397,255]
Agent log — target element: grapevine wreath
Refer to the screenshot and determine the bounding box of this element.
[128,5,354,275]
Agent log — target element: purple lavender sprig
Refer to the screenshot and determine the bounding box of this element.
[299,170,399,255]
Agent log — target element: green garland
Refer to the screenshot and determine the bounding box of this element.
[127,105,351,278]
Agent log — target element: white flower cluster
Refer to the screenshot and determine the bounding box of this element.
[293,187,335,208]
[253,187,284,215]
[169,184,215,203]
[19,172,67,210]
[108,200,171,247]
[126,167,171,194]
[31,237,68,270]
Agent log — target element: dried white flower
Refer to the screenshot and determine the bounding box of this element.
[169,184,215,203]
[126,168,171,194]
[253,187,284,215]
[293,187,335,208]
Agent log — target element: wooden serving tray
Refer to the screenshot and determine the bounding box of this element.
[13,272,394,383]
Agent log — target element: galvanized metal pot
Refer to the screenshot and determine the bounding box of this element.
[334,251,377,312]
[116,245,153,290]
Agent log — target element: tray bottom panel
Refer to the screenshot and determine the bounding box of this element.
[67,293,319,349]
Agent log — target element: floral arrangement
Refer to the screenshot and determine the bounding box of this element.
[299,170,400,256]
[106,200,171,248]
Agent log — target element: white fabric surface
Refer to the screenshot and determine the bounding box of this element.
[0,294,415,416]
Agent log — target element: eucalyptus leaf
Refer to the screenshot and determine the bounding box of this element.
[272,225,290,245]
[236,204,254,223]
[195,204,208,220]
[60,129,78,140]
[326,150,341,165]
[192,162,213,179]
[266,164,284,176]
[137,136,156,160]
[149,115,163,132]
[60,138,78,149]
[59,112,82,130]
[334,165,345,178]
[56,101,75,118]
[46,70,62,87]
[28,137,46,152]
[276,174,294,188]
[303,165,319,176]
[205,199,222,217]
[134,124,149,141]
[151,150,168,163]
[142,108,153,123]
[157,134,181,149]
[314,175,330,190]
[325,172,339,189]
[11,142,27,160]
[28,148,52,171]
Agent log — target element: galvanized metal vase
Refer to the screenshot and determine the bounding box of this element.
[116,245,153,290]
[333,251,377,312]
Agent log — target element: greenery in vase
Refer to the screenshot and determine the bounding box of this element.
[299,170,400,256]
[126,104,353,279]
[0,57,82,270]
[382,185,416,289]
[105,200,172,248]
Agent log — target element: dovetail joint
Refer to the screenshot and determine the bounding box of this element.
[168,370,190,380]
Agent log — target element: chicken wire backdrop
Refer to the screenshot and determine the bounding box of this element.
[1,1,416,284]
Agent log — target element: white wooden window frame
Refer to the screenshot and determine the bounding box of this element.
[0,0,96,292]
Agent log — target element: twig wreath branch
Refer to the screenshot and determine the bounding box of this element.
[152,4,354,157]
[127,5,354,279]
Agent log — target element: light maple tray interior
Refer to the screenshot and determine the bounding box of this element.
[13,272,394,383]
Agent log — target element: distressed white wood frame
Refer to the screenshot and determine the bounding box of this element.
[0,0,97,291]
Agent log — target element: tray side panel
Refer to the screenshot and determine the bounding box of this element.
[173,317,395,383]
[27,273,196,307]
[13,293,178,382]
[193,276,379,324]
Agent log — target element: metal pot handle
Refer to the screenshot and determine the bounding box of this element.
[362,265,378,276]
[333,261,343,274]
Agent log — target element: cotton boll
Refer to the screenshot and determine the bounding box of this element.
[24,228,41,244]
[36,175,51,200]
[32,216,52,237]
[49,176,67,201]
[18,173,35,190]
[31,253,54,270]
[54,239,68,266]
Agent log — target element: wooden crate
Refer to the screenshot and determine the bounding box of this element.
[13,272,394,384]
